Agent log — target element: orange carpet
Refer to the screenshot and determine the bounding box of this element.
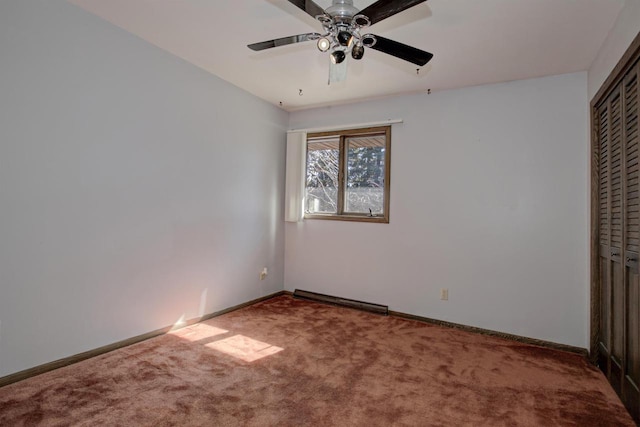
[0,295,633,426]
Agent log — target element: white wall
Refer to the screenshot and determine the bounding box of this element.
[286,73,590,348]
[0,0,287,377]
[588,0,640,101]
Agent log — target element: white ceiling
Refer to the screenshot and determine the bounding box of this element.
[68,0,624,111]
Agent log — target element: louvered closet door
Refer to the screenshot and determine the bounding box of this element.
[602,87,625,395]
[598,95,612,375]
[597,60,640,423]
[624,63,640,419]
[612,86,624,394]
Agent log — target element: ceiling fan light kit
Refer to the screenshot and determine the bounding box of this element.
[351,44,365,60]
[330,49,346,64]
[248,0,433,75]
[317,37,331,52]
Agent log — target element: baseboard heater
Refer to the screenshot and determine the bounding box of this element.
[293,289,388,316]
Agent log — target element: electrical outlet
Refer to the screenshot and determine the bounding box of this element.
[440,288,448,301]
[260,267,268,280]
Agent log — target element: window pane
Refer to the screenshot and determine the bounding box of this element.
[345,135,385,214]
[306,137,339,214]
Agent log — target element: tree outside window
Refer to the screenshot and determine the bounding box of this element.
[305,126,390,223]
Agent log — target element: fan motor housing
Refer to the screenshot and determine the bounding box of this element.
[326,0,359,22]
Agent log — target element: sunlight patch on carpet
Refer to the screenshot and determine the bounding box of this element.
[206,335,283,362]
[172,324,229,342]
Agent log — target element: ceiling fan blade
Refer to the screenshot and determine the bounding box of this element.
[287,0,326,20]
[248,33,321,51]
[367,35,433,66]
[359,0,427,25]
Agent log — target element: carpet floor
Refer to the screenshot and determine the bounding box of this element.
[0,295,634,426]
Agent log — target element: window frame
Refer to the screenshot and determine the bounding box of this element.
[304,125,391,223]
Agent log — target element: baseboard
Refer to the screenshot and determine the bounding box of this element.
[389,310,589,357]
[1,289,587,388]
[0,290,288,388]
[289,290,585,356]
[293,289,389,315]
[198,290,289,321]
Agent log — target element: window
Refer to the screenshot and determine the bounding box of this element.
[305,126,391,223]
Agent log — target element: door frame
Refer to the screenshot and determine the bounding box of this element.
[591,31,640,362]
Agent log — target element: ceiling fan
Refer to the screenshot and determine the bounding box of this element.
[248,0,433,68]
